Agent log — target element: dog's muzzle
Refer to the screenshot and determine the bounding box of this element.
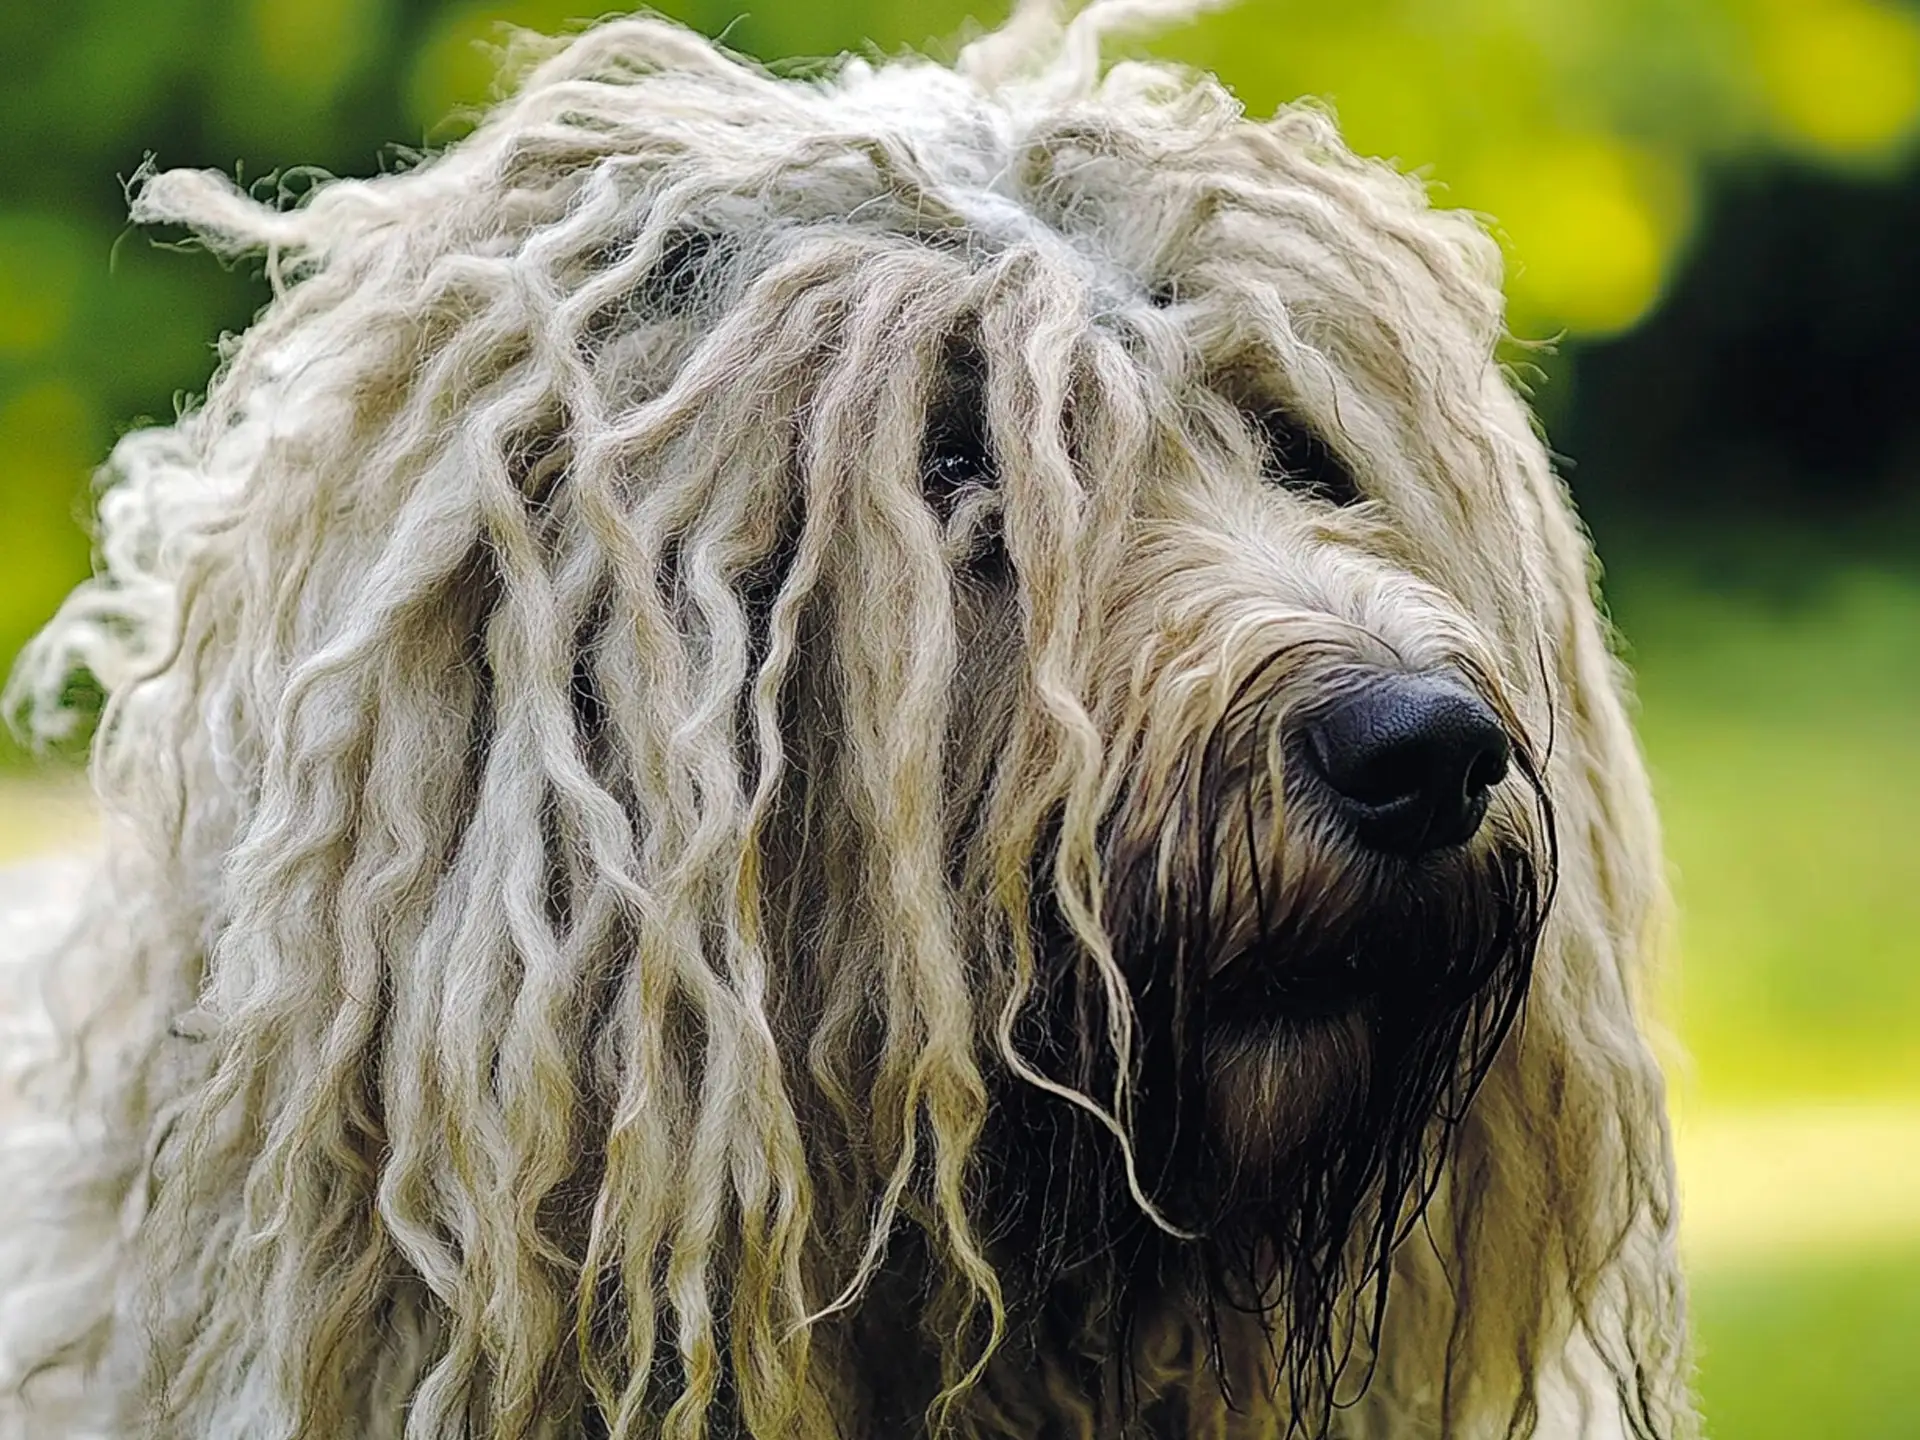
[1301,667,1511,855]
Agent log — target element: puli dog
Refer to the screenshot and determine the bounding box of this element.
[0,3,1695,1437]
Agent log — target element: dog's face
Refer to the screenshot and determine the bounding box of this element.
[1094,394,1555,1193]
[1048,403,1555,1347]
[862,73,1563,1396]
[932,313,1557,1394]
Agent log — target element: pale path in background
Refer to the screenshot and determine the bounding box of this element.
[0,845,92,1093]
[1673,1106,1920,1264]
[0,778,97,1093]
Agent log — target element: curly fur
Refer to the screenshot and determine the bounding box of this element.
[0,3,1694,1436]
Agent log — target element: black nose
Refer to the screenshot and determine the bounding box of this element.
[1304,670,1511,855]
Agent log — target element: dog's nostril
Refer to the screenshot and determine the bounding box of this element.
[1305,670,1512,854]
[1463,745,1510,795]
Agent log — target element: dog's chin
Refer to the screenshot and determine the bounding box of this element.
[1180,826,1546,1214]
[1203,1005,1374,1177]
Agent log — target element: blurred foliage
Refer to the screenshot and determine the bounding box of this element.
[1181,0,1920,336]
[1562,156,1920,544]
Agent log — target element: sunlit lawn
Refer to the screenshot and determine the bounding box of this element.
[1693,1248,1920,1440]
[2,570,1917,1436]
[0,769,93,863]
[1618,568,1920,1440]
[1622,569,1920,1104]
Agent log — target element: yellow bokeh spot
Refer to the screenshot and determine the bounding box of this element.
[0,215,85,359]
[407,1,598,137]
[1457,135,1693,339]
[244,0,388,107]
[1751,0,1920,157]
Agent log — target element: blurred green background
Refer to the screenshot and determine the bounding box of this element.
[2,1,1917,1433]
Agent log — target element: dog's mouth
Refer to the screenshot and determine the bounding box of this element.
[1200,831,1539,1020]
[986,701,1554,1401]
[1198,999,1376,1172]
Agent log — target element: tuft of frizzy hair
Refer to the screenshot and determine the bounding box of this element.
[0,2,1696,1437]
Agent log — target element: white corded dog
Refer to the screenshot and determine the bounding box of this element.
[1,5,1695,1435]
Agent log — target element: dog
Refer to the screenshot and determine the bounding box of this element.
[0,4,1696,1435]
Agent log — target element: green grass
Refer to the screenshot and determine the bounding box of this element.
[1616,568,1920,1437]
[1693,1248,1920,1440]
[1616,569,1920,1104]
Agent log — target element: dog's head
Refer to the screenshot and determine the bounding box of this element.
[15,8,1683,1438]
[977,388,1560,1411]
[921,171,1561,1406]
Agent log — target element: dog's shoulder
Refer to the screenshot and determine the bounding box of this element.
[0,852,94,964]
[1,851,97,1059]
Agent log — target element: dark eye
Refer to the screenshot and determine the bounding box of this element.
[923,419,993,497]
[1252,409,1361,506]
[921,338,1008,579]
[921,341,996,519]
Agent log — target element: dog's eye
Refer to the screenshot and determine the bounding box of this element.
[921,341,997,515]
[1253,410,1361,506]
[923,422,994,495]
[920,340,1008,578]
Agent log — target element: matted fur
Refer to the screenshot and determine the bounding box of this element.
[0,3,1694,1436]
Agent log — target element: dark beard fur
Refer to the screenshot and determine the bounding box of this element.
[980,690,1556,1435]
